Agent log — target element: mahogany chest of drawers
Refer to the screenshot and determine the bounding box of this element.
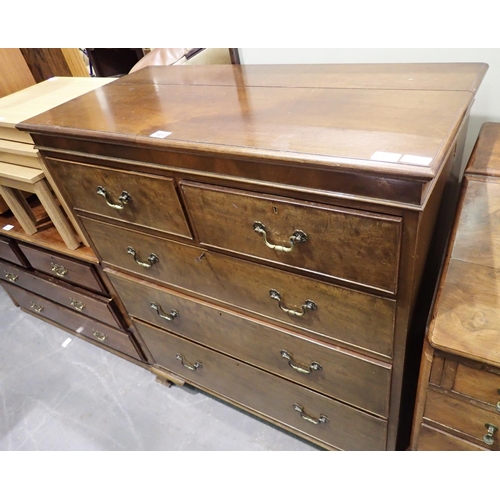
[17,63,488,450]
[411,122,500,451]
[0,234,143,361]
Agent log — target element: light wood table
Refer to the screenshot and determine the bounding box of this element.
[0,77,116,244]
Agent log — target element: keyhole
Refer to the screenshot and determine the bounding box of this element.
[273,206,278,215]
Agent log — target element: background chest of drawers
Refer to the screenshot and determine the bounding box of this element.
[0,233,143,362]
[411,122,500,451]
[0,77,144,367]
[18,63,488,450]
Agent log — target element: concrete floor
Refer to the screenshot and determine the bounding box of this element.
[0,285,320,451]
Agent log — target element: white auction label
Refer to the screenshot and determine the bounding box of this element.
[401,154,433,166]
[370,151,402,162]
[150,130,172,138]
[2,225,14,231]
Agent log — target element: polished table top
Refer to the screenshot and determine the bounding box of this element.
[19,63,488,183]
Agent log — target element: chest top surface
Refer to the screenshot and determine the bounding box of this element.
[429,124,500,367]
[18,63,487,186]
[0,77,117,129]
[466,122,500,177]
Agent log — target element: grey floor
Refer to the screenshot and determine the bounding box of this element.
[0,285,320,451]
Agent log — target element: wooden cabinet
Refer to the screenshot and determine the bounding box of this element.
[17,63,488,450]
[411,122,500,451]
[0,237,143,362]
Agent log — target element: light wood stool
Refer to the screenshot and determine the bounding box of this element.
[0,76,117,244]
[0,161,80,250]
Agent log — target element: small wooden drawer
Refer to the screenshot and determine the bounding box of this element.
[46,157,192,239]
[0,235,28,267]
[416,424,488,451]
[133,319,387,450]
[17,242,106,294]
[108,269,391,416]
[181,182,402,293]
[452,363,500,410]
[0,260,123,328]
[2,280,140,360]
[81,217,396,358]
[423,389,500,449]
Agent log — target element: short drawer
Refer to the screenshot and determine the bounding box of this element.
[108,269,391,417]
[2,280,141,360]
[423,389,500,450]
[134,319,388,451]
[181,182,402,293]
[0,260,123,328]
[17,242,106,294]
[82,217,396,358]
[0,235,28,267]
[453,363,500,410]
[46,157,192,239]
[416,424,488,451]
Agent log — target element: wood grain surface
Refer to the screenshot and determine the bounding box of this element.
[18,64,484,181]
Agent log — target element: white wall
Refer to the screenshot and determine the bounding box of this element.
[238,49,500,166]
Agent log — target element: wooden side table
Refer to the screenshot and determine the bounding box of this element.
[411,122,500,450]
[0,77,116,247]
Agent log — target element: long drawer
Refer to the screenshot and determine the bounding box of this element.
[2,280,140,360]
[0,259,123,328]
[423,389,500,449]
[109,268,392,417]
[134,318,388,451]
[46,157,192,239]
[18,242,106,294]
[81,216,396,358]
[180,181,402,293]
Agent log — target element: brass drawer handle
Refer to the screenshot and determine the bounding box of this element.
[293,404,329,425]
[69,298,85,311]
[150,302,179,321]
[96,186,131,210]
[253,221,307,253]
[269,289,317,317]
[4,271,18,282]
[483,423,498,446]
[281,350,322,374]
[51,262,68,277]
[93,330,107,342]
[496,389,500,413]
[127,247,159,268]
[30,302,44,313]
[176,353,202,371]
